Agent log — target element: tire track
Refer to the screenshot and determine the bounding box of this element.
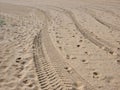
[87,6,120,19]
[33,7,96,90]
[1,2,120,90]
[78,7,120,32]
[69,9,119,56]
[40,7,96,90]
[33,9,74,90]
[77,7,120,53]
[41,19,95,90]
[86,9,120,31]
[46,6,120,57]
[33,31,71,90]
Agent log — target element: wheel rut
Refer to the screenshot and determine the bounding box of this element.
[1,2,120,90]
[33,8,96,90]
[81,4,120,19]
[46,6,120,56]
[79,7,120,32]
[33,31,70,90]
[42,24,95,90]
[33,9,73,90]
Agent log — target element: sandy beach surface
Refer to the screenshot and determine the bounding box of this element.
[0,0,120,90]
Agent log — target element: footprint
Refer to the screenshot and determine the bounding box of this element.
[23,79,28,84]
[56,40,60,43]
[77,45,80,47]
[82,59,86,62]
[21,61,26,65]
[117,60,120,65]
[58,46,62,50]
[16,57,22,61]
[28,83,33,88]
[92,71,99,79]
[66,54,70,59]
[84,51,88,55]
[72,35,75,37]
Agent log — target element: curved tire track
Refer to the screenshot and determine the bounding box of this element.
[47,6,120,56]
[79,7,120,32]
[88,6,120,19]
[33,31,71,90]
[41,7,96,90]
[33,9,73,90]
[33,8,96,90]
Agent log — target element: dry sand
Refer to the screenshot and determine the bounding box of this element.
[0,0,120,90]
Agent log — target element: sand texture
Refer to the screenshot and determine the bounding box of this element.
[0,0,120,90]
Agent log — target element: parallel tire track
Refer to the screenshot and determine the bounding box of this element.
[33,8,96,90]
[42,25,95,90]
[79,7,120,32]
[47,6,120,56]
[40,8,96,90]
[68,10,120,56]
[89,6,120,19]
[35,9,74,90]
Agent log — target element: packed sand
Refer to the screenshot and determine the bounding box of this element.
[0,0,120,90]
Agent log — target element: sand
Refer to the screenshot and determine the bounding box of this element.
[0,0,120,90]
